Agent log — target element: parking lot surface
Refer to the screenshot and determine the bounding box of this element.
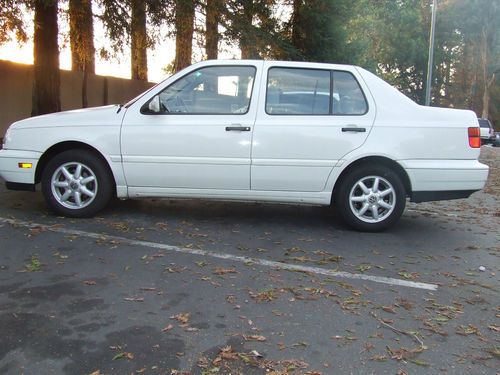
[0,147,498,375]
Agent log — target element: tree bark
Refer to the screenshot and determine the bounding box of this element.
[31,0,60,116]
[482,72,495,119]
[69,0,95,74]
[205,0,219,60]
[239,1,258,59]
[174,0,195,72]
[291,0,302,48]
[131,0,148,81]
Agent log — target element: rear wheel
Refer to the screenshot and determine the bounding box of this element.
[41,150,113,218]
[334,165,406,232]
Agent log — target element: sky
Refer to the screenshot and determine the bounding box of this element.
[0,4,240,83]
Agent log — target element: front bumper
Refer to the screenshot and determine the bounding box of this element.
[0,149,41,185]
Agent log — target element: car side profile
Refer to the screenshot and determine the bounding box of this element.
[0,60,489,231]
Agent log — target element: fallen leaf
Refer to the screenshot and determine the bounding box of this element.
[381,306,397,314]
[162,324,174,332]
[213,267,238,275]
[112,352,134,360]
[171,313,190,325]
[243,334,266,342]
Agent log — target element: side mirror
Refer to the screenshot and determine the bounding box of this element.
[148,95,161,113]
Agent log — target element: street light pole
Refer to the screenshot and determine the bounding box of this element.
[425,0,437,106]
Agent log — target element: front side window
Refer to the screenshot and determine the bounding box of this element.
[332,71,368,115]
[156,66,256,114]
[266,68,331,115]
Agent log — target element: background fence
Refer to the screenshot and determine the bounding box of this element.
[0,60,156,137]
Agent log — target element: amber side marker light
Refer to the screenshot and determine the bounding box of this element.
[18,163,33,169]
[468,127,481,148]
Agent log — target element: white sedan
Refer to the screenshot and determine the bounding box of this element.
[0,60,489,231]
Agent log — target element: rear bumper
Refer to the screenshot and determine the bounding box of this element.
[0,149,41,185]
[401,159,489,197]
[411,189,478,203]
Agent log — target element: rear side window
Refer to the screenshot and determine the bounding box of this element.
[266,68,368,116]
[332,71,368,115]
[266,68,330,115]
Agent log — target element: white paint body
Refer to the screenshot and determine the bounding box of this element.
[0,60,489,206]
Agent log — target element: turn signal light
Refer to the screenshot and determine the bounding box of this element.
[468,127,481,148]
[18,163,33,169]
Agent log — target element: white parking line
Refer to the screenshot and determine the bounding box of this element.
[0,217,438,291]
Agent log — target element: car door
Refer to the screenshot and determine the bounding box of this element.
[120,63,262,194]
[251,62,376,192]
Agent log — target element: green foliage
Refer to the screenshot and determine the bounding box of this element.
[284,0,354,63]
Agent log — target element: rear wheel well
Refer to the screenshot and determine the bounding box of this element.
[35,142,116,191]
[332,156,412,204]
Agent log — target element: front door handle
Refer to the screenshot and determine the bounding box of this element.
[342,127,366,133]
[226,126,251,131]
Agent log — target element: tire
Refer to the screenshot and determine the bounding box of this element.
[41,150,113,218]
[334,165,406,232]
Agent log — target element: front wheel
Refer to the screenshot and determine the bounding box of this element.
[41,150,113,218]
[334,165,406,232]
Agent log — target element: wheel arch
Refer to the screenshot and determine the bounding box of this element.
[331,156,412,204]
[35,141,117,189]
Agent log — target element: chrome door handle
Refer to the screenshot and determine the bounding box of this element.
[342,127,366,132]
[226,126,251,131]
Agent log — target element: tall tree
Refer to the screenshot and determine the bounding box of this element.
[436,0,499,121]
[173,0,195,72]
[69,0,95,108]
[205,0,220,59]
[31,0,60,116]
[130,0,147,80]
[223,0,277,59]
[347,0,432,103]
[68,0,95,74]
[99,0,170,80]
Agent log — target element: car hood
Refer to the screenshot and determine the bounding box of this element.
[10,105,125,129]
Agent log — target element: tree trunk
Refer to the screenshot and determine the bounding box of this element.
[239,1,258,59]
[291,0,302,49]
[205,0,219,60]
[69,0,95,74]
[31,0,60,116]
[131,0,148,81]
[479,25,495,119]
[174,0,195,72]
[482,72,495,119]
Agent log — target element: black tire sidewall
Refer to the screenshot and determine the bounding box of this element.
[335,165,406,232]
[41,150,113,218]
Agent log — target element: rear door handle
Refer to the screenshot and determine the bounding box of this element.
[342,127,366,133]
[226,126,251,131]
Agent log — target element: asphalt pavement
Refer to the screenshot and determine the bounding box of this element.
[0,148,498,375]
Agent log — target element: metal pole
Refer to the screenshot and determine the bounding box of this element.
[425,0,437,106]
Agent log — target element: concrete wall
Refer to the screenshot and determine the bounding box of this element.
[0,60,156,137]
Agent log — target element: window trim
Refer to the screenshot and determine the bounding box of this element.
[141,65,258,116]
[264,66,369,117]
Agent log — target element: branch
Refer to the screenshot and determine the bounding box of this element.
[370,311,425,350]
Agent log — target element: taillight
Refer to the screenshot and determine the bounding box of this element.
[468,127,481,148]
